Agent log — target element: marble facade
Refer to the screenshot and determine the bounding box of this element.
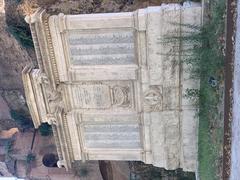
[22,3,202,172]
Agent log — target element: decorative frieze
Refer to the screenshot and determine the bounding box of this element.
[42,13,60,84]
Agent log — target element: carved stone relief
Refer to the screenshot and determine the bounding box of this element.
[112,85,131,108]
[69,81,134,110]
[36,72,64,114]
[144,86,163,112]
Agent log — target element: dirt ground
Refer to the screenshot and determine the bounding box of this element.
[19,0,184,15]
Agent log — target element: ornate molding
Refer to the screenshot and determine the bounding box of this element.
[52,125,63,160]
[29,23,43,69]
[45,113,57,125]
[63,113,74,162]
[37,72,63,113]
[42,13,60,84]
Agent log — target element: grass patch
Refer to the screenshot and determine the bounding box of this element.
[173,0,225,179]
[129,162,195,180]
[164,0,225,179]
[198,0,225,179]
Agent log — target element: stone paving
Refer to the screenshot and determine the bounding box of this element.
[12,131,103,179]
[230,1,240,179]
[0,95,11,120]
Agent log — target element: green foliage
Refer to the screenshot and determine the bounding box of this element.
[170,0,225,179]
[130,163,195,180]
[5,0,34,48]
[4,140,13,156]
[26,152,36,164]
[7,24,33,48]
[38,123,52,136]
[79,165,88,177]
[72,161,89,177]
[163,0,225,179]
[15,0,22,3]
[184,88,200,106]
[10,109,34,129]
[197,1,225,180]
[25,152,36,174]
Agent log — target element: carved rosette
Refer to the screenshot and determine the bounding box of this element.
[144,86,163,112]
[112,85,131,108]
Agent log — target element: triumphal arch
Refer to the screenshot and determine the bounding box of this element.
[22,3,201,172]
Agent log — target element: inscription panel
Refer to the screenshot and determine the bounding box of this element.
[71,84,111,109]
[82,113,138,122]
[69,81,136,110]
[83,123,141,149]
[68,30,135,65]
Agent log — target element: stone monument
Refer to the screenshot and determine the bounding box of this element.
[22,3,202,172]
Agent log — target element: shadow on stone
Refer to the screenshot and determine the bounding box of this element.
[42,153,58,168]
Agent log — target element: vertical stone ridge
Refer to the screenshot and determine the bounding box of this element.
[52,124,63,161]
[63,112,74,163]
[57,111,71,170]
[22,67,37,127]
[29,23,43,69]
[42,14,60,84]
[178,6,183,170]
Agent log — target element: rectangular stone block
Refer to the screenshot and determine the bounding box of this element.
[71,84,111,109]
[82,113,139,123]
[68,65,138,81]
[66,12,134,30]
[83,123,141,149]
[67,30,136,66]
